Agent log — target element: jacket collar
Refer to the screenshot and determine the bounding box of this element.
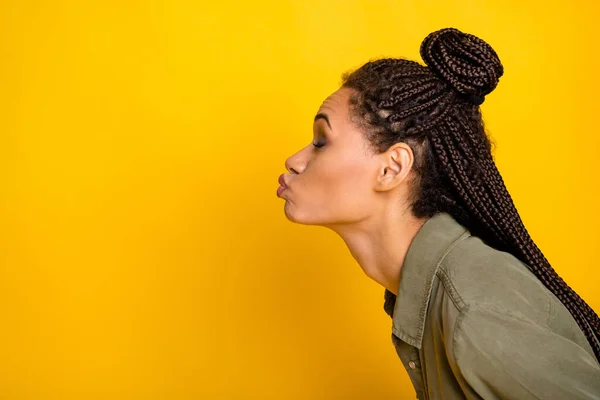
[384,212,471,349]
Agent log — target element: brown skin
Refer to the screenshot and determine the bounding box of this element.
[279,87,428,295]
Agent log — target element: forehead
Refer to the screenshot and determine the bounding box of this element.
[316,87,353,118]
[315,87,372,154]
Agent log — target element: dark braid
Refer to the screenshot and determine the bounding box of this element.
[342,27,600,362]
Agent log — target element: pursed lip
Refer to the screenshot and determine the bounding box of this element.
[278,174,288,188]
[277,174,289,198]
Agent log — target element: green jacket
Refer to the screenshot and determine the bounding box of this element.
[383,212,600,399]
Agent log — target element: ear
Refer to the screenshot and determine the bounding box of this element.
[374,142,414,192]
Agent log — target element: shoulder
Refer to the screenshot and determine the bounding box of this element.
[433,235,598,365]
[448,304,600,399]
[436,235,551,325]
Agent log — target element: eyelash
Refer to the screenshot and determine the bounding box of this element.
[313,140,326,148]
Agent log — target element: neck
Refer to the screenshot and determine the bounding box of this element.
[329,206,428,295]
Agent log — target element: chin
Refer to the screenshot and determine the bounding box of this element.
[283,202,339,227]
[284,203,308,224]
[283,202,319,225]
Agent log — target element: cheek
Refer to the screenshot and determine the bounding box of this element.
[329,163,373,206]
[303,155,360,193]
[294,154,374,219]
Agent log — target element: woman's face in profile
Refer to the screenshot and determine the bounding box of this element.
[279,87,382,227]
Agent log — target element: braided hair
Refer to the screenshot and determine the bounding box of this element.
[342,27,600,362]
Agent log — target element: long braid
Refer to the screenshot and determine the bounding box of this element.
[431,116,600,359]
[343,27,600,362]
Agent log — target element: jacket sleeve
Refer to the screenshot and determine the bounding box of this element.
[452,306,600,400]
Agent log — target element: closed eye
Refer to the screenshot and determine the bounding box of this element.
[312,141,326,148]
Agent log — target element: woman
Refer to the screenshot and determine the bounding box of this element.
[276,28,600,399]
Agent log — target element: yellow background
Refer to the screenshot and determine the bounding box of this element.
[1,0,599,398]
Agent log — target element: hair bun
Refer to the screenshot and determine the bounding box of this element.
[420,28,504,103]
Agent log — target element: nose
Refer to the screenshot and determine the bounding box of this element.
[285,146,308,175]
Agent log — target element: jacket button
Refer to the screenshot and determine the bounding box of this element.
[408,361,416,369]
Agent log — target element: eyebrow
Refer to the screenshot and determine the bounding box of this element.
[314,113,332,130]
